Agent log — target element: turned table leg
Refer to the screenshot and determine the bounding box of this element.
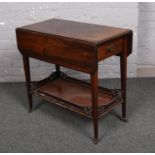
[22,56,33,112]
[120,38,128,122]
[91,70,98,143]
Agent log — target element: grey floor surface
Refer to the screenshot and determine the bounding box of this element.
[0,78,155,153]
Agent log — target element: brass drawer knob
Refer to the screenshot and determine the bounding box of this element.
[107,44,115,52]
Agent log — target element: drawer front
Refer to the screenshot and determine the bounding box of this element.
[98,37,124,61]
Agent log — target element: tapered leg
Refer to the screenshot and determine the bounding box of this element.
[120,38,128,121]
[55,64,60,72]
[90,70,98,144]
[55,64,61,77]
[22,56,33,112]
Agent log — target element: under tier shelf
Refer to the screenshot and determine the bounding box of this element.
[32,72,123,118]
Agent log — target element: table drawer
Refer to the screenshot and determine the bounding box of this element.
[98,37,124,61]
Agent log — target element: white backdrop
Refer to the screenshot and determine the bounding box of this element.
[0,2,154,82]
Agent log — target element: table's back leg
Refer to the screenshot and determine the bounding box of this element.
[90,70,99,144]
[120,37,128,122]
[22,56,33,112]
[55,64,61,77]
[55,64,60,72]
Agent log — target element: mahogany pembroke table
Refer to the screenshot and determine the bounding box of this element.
[16,18,133,144]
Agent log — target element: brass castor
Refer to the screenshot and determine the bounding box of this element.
[121,117,128,122]
[29,108,33,113]
[93,138,99,144]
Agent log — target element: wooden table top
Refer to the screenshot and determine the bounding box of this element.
[18,18,132,46]
[16,18,133,73]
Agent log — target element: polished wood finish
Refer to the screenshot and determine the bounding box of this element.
[32,72,123,118]
[22,56,33,112]
[16,29,97,73]
[91,71,99,143]
[120,37,128,121]
[16,18,132,73]
[98,37,123,61]
[16,18,132,45]
[16,18,133,143]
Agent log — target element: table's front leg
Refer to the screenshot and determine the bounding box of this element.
[90,70,99,144]
[120,37,128,122]
[22,56,33,112]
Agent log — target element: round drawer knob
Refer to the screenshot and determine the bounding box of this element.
[107,44,115,52]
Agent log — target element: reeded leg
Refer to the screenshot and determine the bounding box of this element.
[120,38,128,122]
[22,56,33,112]
[90,70,99,144]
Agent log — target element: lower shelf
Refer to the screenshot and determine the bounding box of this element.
[32,72,123,118]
